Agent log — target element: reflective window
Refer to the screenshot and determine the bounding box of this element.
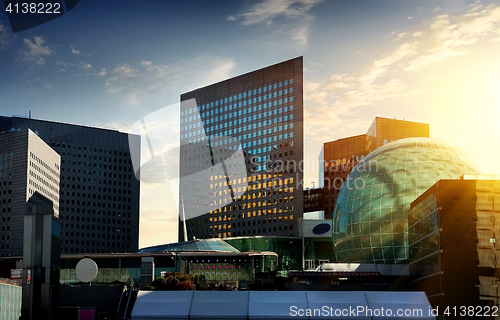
[333,138,481,264]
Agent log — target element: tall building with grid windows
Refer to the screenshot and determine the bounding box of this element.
[0,116,140,254]
[0,129,60,257]
[321,117,429,219]
[179,57,304,241]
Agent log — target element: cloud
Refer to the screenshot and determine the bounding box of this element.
[228,0,324,25]
[55,59,68,66]
[99,121,131,133]
[359,42,417,86]
[55,68,66,73]
[302,2,500,145]
[107,86,122,94]
[200,59,235,85]
[87,67,106,77]
[102,56,236,106]
[114,63,138,78]
[70,45,82,55]
[77,61,92,70]
[18,36,54,67]
[228,0,321,47]
[394,32,407,41]
[291,25,309,46]
[405,5,500,72]
[0,20,15,50]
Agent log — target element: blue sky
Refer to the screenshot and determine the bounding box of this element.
[1,0,500,247]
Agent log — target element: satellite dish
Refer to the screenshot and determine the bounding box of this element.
[75,258,98,283]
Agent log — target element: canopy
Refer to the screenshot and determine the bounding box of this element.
[131,290,435,320]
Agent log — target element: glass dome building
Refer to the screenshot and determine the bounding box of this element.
[333,138,482,264]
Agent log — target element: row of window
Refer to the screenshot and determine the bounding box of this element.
[182,113,295,141]
[62,193,131,202]
[61,176,133,187]
[61,157,132,166]
[61,201,131,210]
[63,219,130,228]
[211,177,295,189]
[184,133,294,162]
[50,142,130,157]
[61,245,129,253]
[181,79,294,116]
[30,151,59,175]
[207,214,295,224]
[30,161,59,187]
[199,191,295,211]
[0,180,12,187]
[182,90,294,125]
[28,185,59,212]
[206,230,295,239]
[192,99,294,130]
[62,170,133,180]
[29,169,59,199]
[62,184,132,192]
[63,229,130,237]
[1,207,11,213]
[60,211,131,220]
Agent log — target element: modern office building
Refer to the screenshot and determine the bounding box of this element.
[179,57,304,240]
[321,117,429,219]
[333,138,482,264]
[0,129,60,256]
[409,175,500,310]
[0,116,140,254]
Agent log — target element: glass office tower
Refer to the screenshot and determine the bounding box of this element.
[179,57,304,241]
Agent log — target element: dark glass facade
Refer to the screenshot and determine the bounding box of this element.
[179,57,304,240]
[0,116,141,254]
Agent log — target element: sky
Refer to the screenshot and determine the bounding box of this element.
[1,0,500,248]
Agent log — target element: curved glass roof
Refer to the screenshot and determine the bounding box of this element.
[139,239,240,253]
[333,138,481,264]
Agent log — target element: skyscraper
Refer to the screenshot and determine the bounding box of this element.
[0,129,60,257]
[321,117,429,219]
[0,116,140,254]
[179,57,304,240]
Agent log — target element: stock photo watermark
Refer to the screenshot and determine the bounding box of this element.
[290,305,439,318]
